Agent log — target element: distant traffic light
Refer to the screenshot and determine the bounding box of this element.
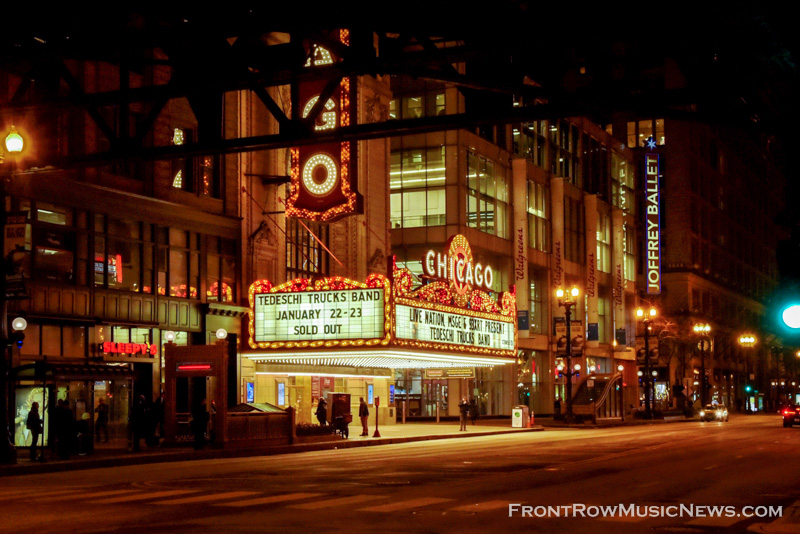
[745,385,752,392]
[8,331,24,348]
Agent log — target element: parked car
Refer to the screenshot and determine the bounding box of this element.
[699,404,729,422]
[782,405,800,427]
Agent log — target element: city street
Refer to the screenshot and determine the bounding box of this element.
[1,415,798,533]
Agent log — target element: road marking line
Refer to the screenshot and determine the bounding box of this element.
[359,497,453,512]
[94,490,197,504]
[154,491,260,505]
[450,500,509,512]
[687,516,743,527]
[288,494,384,509]
[217,493,321,507]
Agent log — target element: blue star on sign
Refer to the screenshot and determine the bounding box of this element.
[645,136,657,149]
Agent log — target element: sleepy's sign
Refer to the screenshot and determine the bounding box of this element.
[99,342,157,356]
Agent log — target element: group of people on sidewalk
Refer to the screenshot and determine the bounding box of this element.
[22,397,114,462]
[130,393,166,451]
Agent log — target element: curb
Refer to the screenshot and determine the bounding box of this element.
[539,418,698,429]
[0,426,544,477]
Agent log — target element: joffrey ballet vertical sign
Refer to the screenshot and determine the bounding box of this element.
[645,153,661,294]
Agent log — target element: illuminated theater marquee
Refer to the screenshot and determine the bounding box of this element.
[395,303,514,352]
[248,275,392,350]
[254,289,385,342]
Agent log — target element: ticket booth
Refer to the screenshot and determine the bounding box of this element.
[163,342,227,447]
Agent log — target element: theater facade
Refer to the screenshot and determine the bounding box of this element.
[242,235,517,424]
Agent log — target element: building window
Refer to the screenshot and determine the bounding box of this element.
[597,291,610,343]
[549,121,578,184]
[170,127,219,198]
[597,213,611,273]
[529,268,547,335]
[467,151,509,238]
[286,218,328,279]
[390,147,447,229]
[171,128,193,191]
[513,121,546,167]
[623,224,636,282]
[388,89,445,120]
[527,181,549,252]
[564,197,584,263]
[582,135,608,199]
[626,118,665,148]
[611,153,634,215]
[27,202,81,285]
[167,228,199,299]
[94,217,148,293]
[206,236,237,302]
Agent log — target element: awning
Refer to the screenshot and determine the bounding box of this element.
[243,349,514,369]
[14,363,135,382]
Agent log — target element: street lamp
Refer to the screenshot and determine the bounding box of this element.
[556,286,580,423]
[738,334,757,412]
[636,307,657,418]
[694,323,712,407]
[1,125,26,464]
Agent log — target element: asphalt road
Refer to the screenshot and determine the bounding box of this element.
[1,415,798,533]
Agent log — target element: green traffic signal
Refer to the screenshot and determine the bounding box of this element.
[745,385,752,392]
[783,304,800,329]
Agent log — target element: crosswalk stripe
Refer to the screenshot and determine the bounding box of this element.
[288,495,384,510]
[95,490,196,504]
[359,497,453,512]
[686,516,743,527]
[3,489,79,500]
[450,500,510,512]
[46,489,140,501]
[154,491,260,505]
[217,493,321,508]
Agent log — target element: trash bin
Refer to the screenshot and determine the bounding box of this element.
[512,405,530,428]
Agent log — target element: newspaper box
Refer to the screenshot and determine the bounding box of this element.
[512,405,530,428]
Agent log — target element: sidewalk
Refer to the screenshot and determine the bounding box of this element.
[0,419,543,477]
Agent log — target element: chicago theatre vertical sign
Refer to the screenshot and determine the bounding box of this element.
[645,153,661,294]
[285,31,363,222]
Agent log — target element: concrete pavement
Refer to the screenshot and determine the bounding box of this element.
[0,419,543,477]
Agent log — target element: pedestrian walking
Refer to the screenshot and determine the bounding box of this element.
[77,412,92,455]
[315,398,328,426]
[26,402,43,461]
[95,398,109,443]
[191,398,209,450]
[55,399,75,459]
[458,397,469,431]
[469,398,478,425]
[359,397,369,436]
[131,395,148,452]
[152,392,165,438]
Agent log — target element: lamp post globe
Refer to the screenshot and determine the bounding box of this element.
[4,127,23,154]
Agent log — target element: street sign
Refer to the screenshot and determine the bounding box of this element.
[4,273,28,300]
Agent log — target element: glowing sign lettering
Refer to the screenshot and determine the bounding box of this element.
[645,153,661,294]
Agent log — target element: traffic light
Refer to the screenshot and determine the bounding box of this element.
[8,331,24,348]
[745,385,752,393]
